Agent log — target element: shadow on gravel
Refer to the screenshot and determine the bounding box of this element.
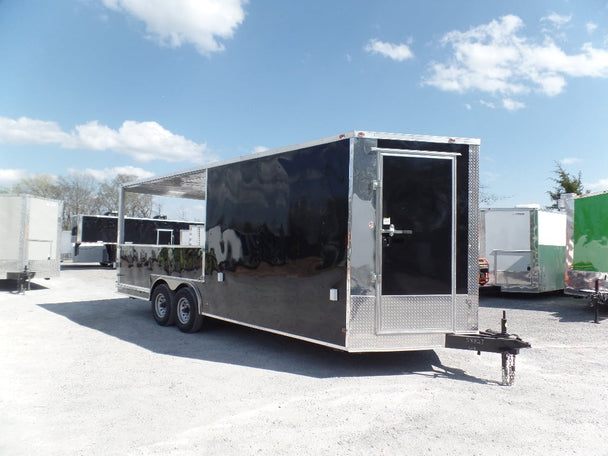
[0,279,49,293]
[479,288,607,323]
[38,298,493,383]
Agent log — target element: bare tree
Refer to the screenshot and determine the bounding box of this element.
[58,173,101,222]
[479,183,507,207]
[10,172,155,228]
[98,174,153,218]
[11,173,101,228]
[11,174,63,200]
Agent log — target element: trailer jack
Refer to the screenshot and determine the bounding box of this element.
[7,266,35,294]
[445,311,531,386]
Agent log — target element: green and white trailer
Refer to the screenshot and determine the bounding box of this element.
[479,207,566,293]
[564,192,608,301]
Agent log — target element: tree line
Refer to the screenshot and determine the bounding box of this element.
[4,173,153,229]
[2,162,587,230]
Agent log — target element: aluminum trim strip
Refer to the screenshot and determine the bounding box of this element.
[117,283,149,298]
[371,147,462,158]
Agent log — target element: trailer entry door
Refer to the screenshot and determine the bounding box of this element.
[376,150,458,334]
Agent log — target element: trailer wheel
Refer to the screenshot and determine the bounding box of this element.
[151,284,175,326]
[175,287,203,333]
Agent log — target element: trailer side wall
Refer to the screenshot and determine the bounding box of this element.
[572,193,608,272]
[565,192,608,295]
[0,195,62,279]
[202,140,350,346]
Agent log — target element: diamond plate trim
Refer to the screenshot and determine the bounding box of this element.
[378,295,452,333]
[347,295,448,351]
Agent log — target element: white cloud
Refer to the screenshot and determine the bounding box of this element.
[0,116,214,164]
[560,157,581,165]
[365,38,414,61]
[541,13,572,29]
[67,120,213,163]
[252,146,269,154]
[0,117,70,144]
[423,15,608,107]
[502,98,526,111]
[101,0,246,55]
[586,178,608,192]
[480,100,496,109]
[482,171,500,183]
[586,22,598,35]
[74,166,155,181]
[0,168,28,187]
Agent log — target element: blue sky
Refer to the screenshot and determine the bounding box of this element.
[1,0,608,210]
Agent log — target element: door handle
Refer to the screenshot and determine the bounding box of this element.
[381,224,413,237]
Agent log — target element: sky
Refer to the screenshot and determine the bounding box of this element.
[1,0,608,215]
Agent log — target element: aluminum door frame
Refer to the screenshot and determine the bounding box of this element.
[374,148,460,335]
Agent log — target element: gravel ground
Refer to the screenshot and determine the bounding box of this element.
[1,265,607,455]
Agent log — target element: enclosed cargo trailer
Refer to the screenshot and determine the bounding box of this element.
[479,207,566,293]
[71,214,204,265]
[116,131,529,382]
[0,194,62,284]
[564,192,608,304]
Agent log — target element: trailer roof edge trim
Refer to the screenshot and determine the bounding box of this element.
[121,130,481,199]
[570,189,608,199]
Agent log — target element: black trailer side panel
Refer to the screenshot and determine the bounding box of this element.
[77,215,198,245]
[77,216,118,243]
[204,140,350,346]
[124,219,195,245]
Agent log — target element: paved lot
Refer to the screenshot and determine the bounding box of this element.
[1,265,607,455]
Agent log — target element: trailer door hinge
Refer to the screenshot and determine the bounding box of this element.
[372,180,381,190]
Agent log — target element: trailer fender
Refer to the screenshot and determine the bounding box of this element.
[150,277,203,315]
[151,275,201,297]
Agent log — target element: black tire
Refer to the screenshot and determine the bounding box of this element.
[151,284,175,326]
[175,287,204,333]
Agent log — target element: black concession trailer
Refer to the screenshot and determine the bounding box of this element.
[117,131,528,383]
[72,214,204,265]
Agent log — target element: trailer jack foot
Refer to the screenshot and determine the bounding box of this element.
[502,351,516,386]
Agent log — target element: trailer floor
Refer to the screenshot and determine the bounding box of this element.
[1,264,607,455]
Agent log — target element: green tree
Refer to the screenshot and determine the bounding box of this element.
[547,161,584,208]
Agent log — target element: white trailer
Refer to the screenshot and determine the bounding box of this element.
[0,194,63,287]
[479,207,566,293]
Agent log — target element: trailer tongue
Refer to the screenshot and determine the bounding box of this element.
[445,311,531,385]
